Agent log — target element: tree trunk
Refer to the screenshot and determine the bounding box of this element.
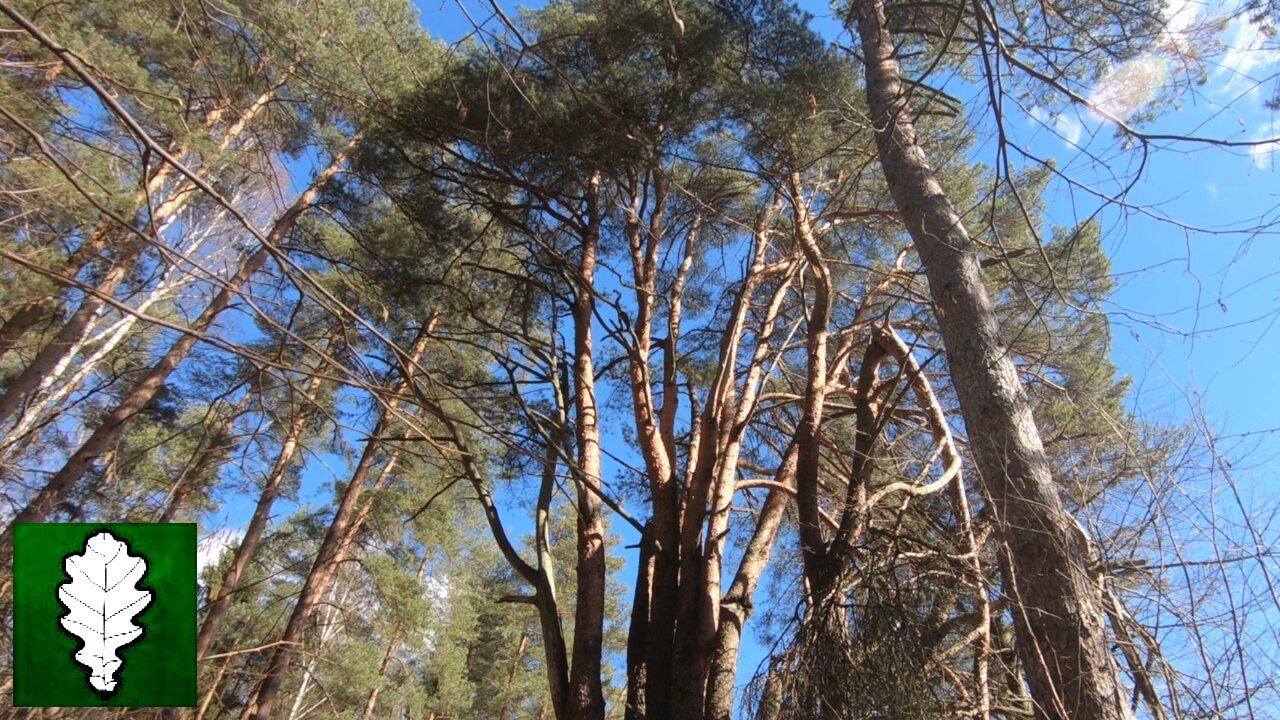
[0,238,148,427]
[0,61,293,367]
[704,445,798,720]
[673,202,793,720]
[619,176,682,720]
[194,370,325,661]
[538,372,572,720]
[624,523,652,720]
[237,330,430,720]
[0,227,111,364]
[567,170,607,720]
[0,146,351,574]
[851,2,1130,718]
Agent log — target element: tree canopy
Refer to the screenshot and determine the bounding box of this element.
[1,0,1278,719]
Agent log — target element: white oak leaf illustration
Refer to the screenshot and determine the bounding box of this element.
[57,530,153,695]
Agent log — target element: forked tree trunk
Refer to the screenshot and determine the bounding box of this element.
[669,199,795,720]
[851,2,1130,718]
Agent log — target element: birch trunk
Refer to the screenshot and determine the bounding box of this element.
[0,72,290,421]
[0,63,294,367]
[0,146,351,571]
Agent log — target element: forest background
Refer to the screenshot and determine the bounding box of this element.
[1,0,1279,718]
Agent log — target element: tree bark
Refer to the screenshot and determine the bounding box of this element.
[237,329,430,720]
[704,445,798,720]
[539,370,573,720]
[567,170,607,720]
[624,521,652,720]
[0,146,351,572]
[619,176,680,720]
[0,238,148,428]
[851,2,1130,718]
[670,199,792,720]
[194,370,325,661]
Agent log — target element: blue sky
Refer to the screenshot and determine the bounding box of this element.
[205,0,1280,706]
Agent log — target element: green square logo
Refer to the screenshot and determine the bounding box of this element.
[13,523,197,707]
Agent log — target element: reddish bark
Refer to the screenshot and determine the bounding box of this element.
[238,329,431,720]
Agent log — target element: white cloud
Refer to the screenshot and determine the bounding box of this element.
[1161,0,1202,49]
[1242,117,1280,169]
[1206,183,1220,198]
[1055,113,1085,145]
[1027,105,1085,147]
[1249,139,1278,169]
[1216,16,1280,97]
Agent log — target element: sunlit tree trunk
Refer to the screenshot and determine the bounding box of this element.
[0,146,351,575]
[670,197,793,720]
[704,446,797,720]
[567,170,607,720]
[851,2,1130,717]
[237,328,431,720]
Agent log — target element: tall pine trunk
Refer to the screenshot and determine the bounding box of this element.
[0,146,350,572]
[851,2,1129,718]
[237,329,431,720]
[567,170,607,720]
